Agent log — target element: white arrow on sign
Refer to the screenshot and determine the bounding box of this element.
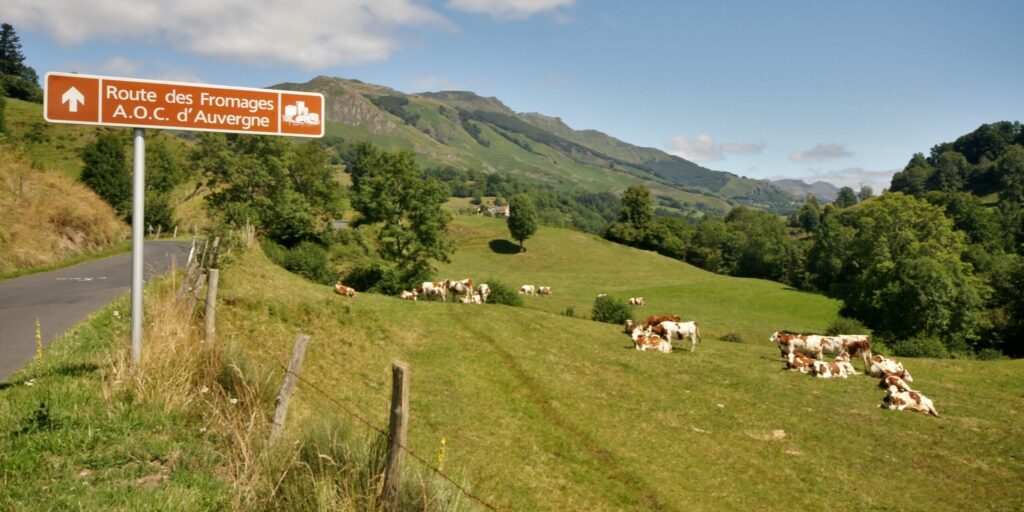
[62,86,85,112]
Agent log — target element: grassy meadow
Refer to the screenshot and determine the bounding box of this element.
[207,216,1023,511]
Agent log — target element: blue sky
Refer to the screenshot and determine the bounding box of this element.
[9,0,1024,190]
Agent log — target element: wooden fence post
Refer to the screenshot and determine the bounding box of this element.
[383,360,410,510]
[204,269,219,348]
[269,334,312,443]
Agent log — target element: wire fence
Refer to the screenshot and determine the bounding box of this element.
[218,312,501,512]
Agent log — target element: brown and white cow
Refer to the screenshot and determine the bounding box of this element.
[812,359,849,379]
[519,284,536,296]
[643,315,681,330]
[629,297,645,306]
[868,355,913,382]
[537,286,552,296]
[771,332,830,363]
[447,278,473,299]
[334,282,356,297]
[417,281,448,302]
[657,321,701,352]
[788,354,816,373]
[399,290,418,301]
[633,332,673,353]
[881,386,938,417]
[878,374,913,393]
[835,334,873,368]
[833,352,859,376]
[477,283,491,303]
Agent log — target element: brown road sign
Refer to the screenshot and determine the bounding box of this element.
[44,72,324,137]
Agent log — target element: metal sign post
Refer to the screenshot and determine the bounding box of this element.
[130,128,145,363]
[43,72,324,365]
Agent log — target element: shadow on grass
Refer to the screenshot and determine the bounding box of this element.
[488,239,521,255]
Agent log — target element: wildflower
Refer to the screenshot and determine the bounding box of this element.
[199,386,209,394]
[229,398,238,405]
[199,427,207,433]
[25,379,35,387]
[113,310,120,318]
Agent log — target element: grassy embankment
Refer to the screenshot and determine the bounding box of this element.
[213,215,1022,511]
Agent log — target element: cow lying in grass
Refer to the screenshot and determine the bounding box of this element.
[878,374,913,393]
[788,354,816,373]
[880,385,939,417]
[868,355,914,382]
[627,322,673,353]
[399,290,417,301]
[334,282,356,297]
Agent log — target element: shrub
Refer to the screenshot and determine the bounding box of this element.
[561,305,575,318]
[261,239,288,267]
[890,335,951,358]
[284,241,335,285]
[591,296,633,325]
[484,280,522,307]
[826,316,870,336]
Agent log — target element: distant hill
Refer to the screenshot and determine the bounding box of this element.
[770,179,840,202]
[273,76,801,216]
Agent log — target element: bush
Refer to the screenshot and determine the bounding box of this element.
[561,305,575,318]
[484,280,522,307]
[284,241,335,285]
[826,316,870,336]
[890,335,951,358]
[591,296,633,325]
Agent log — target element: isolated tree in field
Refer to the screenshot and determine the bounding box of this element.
[507,193,538,251]
[80,131,131,215]
[857,186,874,201]
[348,142,453,272]
[834,186,858,208]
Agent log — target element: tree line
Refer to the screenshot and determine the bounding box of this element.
[603,121,1024,358]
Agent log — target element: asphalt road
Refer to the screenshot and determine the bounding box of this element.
[0,241,190,382]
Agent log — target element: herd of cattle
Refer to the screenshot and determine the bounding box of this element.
[334,278,551,304]
[771,332,939,417]
[334,279,938,418]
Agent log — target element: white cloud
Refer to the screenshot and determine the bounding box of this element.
[665,134,764,162]
[782,167,897,191]
[5,0,451,69]
[410,74,457,91]
[97,57,139,77]
[789,143,853,162]
[446,0,575,20]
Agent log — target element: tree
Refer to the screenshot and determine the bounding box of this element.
[857,186,874,201]
[929,151,969,192]
[194,133,343,246]
[0,24,41,102]
[507,193,538,251]
[146,134,187,194]
[889,153,934,196]
[796,195,821,232]
[834,186,858,208]
[997,145,1024,252]
[347,142,453,273]
[80,131,131,215]
[605,185,654,245]
[811,193,986,350]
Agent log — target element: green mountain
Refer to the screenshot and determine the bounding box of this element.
[274,76,800,216]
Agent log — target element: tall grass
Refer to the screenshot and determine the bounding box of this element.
[102,259,471,511]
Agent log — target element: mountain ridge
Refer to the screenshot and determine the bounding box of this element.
[275,76,801,216]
